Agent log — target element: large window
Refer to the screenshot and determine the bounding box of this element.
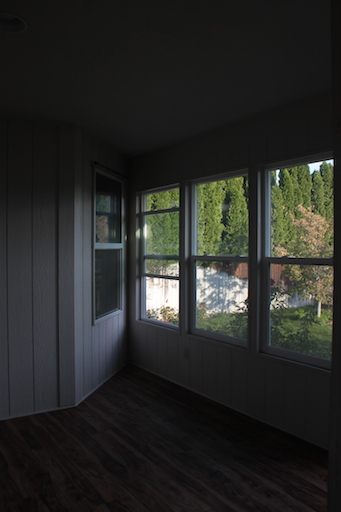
[140,187,180,326]
[261,159,334,366]
[191,172,249,344]
[94,167,123,321]
[137,158,334,368]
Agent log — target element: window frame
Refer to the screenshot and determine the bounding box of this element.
[136,155,334,370]
[139,184,180,328]
[259,156,334,369]
[189,170,249,346]
[93,164,125,324]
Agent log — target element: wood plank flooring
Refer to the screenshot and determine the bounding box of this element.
[0,364,328,511]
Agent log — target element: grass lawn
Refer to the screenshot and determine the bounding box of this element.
[197,305,332,360]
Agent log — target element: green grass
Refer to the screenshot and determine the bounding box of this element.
[197,305,332,360]
[197,311,248,341]
[270,306,332,360]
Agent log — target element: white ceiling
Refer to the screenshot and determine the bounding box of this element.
[0,0,331,156]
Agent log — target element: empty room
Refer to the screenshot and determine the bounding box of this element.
[1,1,340,510]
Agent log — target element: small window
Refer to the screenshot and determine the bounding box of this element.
[94,167,123,321]
[191,172,249,344]
[140,187,180,326]
[262,159,334,365]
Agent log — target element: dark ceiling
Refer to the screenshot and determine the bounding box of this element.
[0,0,331,156]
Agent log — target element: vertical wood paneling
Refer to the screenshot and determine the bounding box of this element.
[230,350,248,412]
[147,325,157,374]
[156,329,168,376]
[74,129,84,403]
[264,360,285,428]
[202,343,217,400]
[32,124,58,411]
[91,325,100,389]
[189,339,203,393]
[178,336,190,388]
[216,345,232,407]
[7,120,35,417]
[284,366,306,438]
[82,134,93,395]
[305,371,330,448]
[91,139,101,389]
[134,322,148,368]
[166,331,178,382]
[58,125,76,407]
[118,311,127,369]
[99,320,107,382]
[0,120,9,419]
[247,357,265,420]
[112,314,120,373]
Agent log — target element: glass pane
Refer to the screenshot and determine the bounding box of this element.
[269,263,333,360]
[196,176,248,256]
[145,277,179,325]
[145,211,179,255]
[96,173,121,243]
[145,188,179,211]
[145,259,179,276]
[270,160,334,257]
[95,249,121,319]
[195,261,248,341]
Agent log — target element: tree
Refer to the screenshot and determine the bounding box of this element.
[271,183,287,253]
[311,171,325,217]
[197,180,226,255]
[320,161,334,220]
[221,177,248,255]
[295,165,312,209]
[145,189,179,273]
[277,169,297,244]
[277,205,333,317]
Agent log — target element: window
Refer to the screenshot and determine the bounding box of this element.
[137,157,334,368]
[140,187,180,326]
[94,167,123,321]
[261,159,334,366]
[191,172,249,344]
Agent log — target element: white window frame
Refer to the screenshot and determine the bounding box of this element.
[189,170,249,346]
[93,164,124,324]
[139,185,180,329]
[259,155,334,369]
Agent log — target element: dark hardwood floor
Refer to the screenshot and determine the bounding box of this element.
[0,365,328,511]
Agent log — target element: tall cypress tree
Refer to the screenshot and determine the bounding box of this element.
[288,167,303,214]
[279,169,295,213]
[278,169,296,242]
[271,183,286,254]
[197,181,225,255]
[311,171,325,217]
[320,161,334,220]
[295,164,312,209]
[222,177,248,255]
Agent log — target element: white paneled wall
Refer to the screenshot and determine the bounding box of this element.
[0,118,128,420]
[128,92,332,449]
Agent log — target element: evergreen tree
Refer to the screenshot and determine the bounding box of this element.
[311,171,325,217]
[221,177,248,255]
[145,189,179,273]
[279,169,295,213]
[278,169,296,242]
[287,168,303,213]
[295,165,312,209]
[197,181,225,255]
[320,161,334,220]
[271,183,286,254]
